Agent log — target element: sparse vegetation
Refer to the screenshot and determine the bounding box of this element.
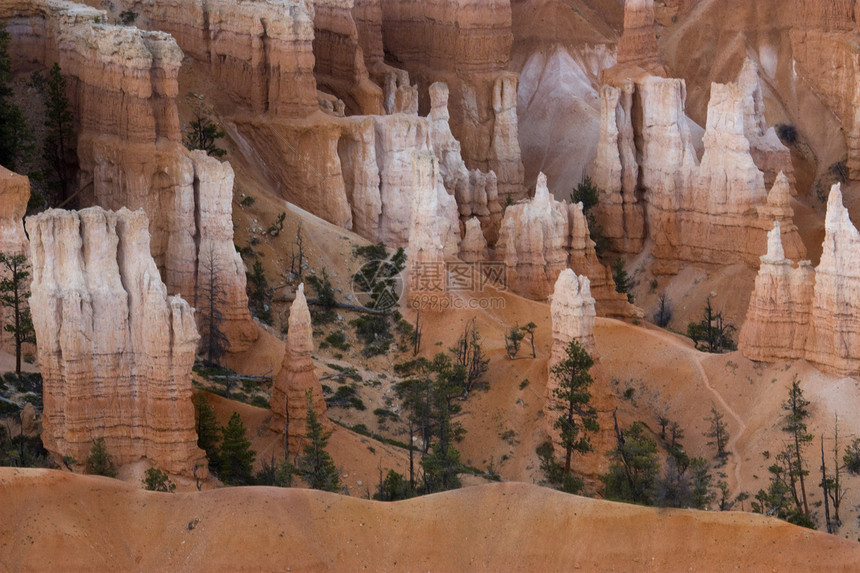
[687,297,735,353]
[85,438,117,478]
[218,412,256,485]
[246,259,273,325]
[43,63,76,204]
[297,390,341,492]
[570,177,607,256]
[653,292,672,328]
[143,468,176,493]
[0,253,35,375]
[703,406,730,462]
[611,258,633,303]
[0,28,33,172]
[184,108,226,157]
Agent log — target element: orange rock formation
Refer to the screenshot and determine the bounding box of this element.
[496,173,636,316]
[27,207,205,476]
[741,184,860,377]
[269,284,331,454]
[2,0,257,352]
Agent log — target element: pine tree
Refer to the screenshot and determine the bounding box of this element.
[218,412,256,485]
[43,63,75,203]
[0,253,35,375]
[550,339,598,475]
[193,393,221,472]
[782,377,812,520]
[183,108,226,157]
[297,390,341,492]
[198,244,229,365]
[142,467,176,492]
[85,437,117,478]
[703,406,730,461]
[0,28,32,171]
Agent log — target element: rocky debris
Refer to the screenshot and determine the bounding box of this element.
[741,185,860,376]
[27,207,205,476]
[269,284,331,454]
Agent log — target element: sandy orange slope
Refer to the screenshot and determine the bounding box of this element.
[1,468,857,572]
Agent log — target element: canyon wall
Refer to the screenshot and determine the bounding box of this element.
[593,59,805,272]
[27,207,205,476]
[2,1,257,352]
[662,0,860,180]
[312,0,384,115]
[616,0,664,74]
[740,185,860,377]
[269,284,331,454]
[142,0,318,118]
[378,0,524,201]
[0,167,31,355]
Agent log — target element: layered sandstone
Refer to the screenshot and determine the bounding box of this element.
[616,0,665,74]
[0,167,31,354]
[496,173,635,316]
[458,217,488,263]
[805,185,860,375]
[428,82,502,244]
[590,82,645,253]
[549,270,596,365]
[547,269,616,481]
[312,0,384,115]
[27,207,205,476]
[378,0,525,200]
[2,0,257,352]
[594,67,805,273]
[737,222,814,362]
[142,0,318,118]
[269,284,330,454]
[737,59,795,191]
[741,185,860,376]
[407,156,460,307]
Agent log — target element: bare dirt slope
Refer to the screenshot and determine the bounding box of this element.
[1,468,858,573]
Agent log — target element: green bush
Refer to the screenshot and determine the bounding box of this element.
[85,438,117,478]
[143,468,176,492]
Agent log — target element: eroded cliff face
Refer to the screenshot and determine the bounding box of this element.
[594,58,805,273]
[313,0,384,115]
[378,0,525,201]
[616,0,665,74]
[142,0,318,118]
[495,173,636,315]
[407,155,460,307]
[662,0,860,180]
[740,185,860,377]
[27,207,205,476]
[2,0,258,353]
[269,284,330,454]
[0,167,31,355]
